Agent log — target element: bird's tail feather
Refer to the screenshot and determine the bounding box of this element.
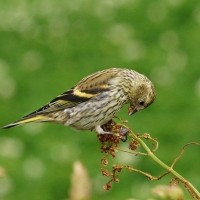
[2,115,52,129]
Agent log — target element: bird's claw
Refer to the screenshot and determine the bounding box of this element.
[95,122,129,142]
[119,127,129,142]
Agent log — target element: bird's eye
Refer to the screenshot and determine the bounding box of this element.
[139,101,145,106]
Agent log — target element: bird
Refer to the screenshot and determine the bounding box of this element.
[2,68,156,134]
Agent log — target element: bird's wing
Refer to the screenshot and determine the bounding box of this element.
[74,68,120,96]
[23,89,89,117]
[24,69,120,118]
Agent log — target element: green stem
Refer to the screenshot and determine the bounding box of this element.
[136,134,200,199]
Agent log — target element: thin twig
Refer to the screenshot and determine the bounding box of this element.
[115,147,148,156]
[121,124,200,200]
[171,142,200,168]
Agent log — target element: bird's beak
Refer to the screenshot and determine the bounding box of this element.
[128,105,138,116]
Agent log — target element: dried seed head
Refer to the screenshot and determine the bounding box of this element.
[101,157,109,166]
[129,139,140,150]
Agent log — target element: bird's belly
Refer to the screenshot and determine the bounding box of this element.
[65,98,125,130]
[71,111,115,130]
[70,107,118,130]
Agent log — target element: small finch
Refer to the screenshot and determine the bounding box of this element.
[3,68,156,134]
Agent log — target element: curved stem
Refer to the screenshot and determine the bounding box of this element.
[132,132,200,199]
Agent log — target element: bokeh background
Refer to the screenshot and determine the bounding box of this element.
[0,0,200,199]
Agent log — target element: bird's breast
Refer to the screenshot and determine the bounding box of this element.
[64,89,128,130]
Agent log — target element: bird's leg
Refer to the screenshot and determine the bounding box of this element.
[104,119,129,142]
[95,125,111,134]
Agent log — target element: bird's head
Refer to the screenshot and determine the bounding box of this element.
[127,75,156,116]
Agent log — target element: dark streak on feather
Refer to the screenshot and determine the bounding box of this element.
[51,89,90,103]
[81,87,109,94]
[24,89,91,117]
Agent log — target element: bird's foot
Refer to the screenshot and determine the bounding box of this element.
[118,126,128,141]
[95,125,111,134]
[95,121,129,142]
[118,127,129,136]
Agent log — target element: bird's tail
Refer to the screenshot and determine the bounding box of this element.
[2,114,52,129]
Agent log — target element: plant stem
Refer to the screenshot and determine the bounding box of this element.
[134,133,200,199]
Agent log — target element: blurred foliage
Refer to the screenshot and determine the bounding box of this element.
[0,0,200,199]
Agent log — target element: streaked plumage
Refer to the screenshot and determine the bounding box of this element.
[3,68,156,134]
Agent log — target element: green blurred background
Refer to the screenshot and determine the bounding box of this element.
[0,0,200,199]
